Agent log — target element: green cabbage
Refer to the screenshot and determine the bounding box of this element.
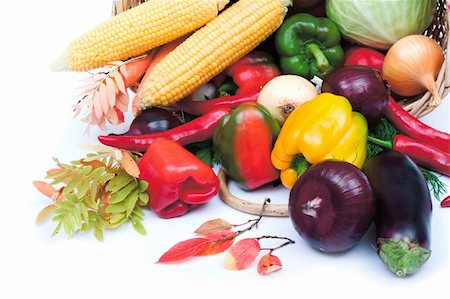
[326,0,437,50]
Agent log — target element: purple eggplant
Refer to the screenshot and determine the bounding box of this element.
[364,150,432,277]
[289,160,375,253]
[122,108,182,135]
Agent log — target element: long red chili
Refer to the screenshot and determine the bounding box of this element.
[441,195,450,208]
[368,134,450,177]
[384,96,450,153]
[98,107,231,152]
[173,91,259,115]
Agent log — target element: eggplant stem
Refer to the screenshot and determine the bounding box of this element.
[217,168,289,217]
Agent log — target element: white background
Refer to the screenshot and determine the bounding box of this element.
[1,1,449,299]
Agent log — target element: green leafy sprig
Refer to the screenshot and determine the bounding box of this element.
[34,151,148,241]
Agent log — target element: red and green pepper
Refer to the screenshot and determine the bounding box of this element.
[213,103,280,190]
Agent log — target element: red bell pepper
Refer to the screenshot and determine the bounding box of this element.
[344,47,385,71]
[98,107,230,151]
[174,52,280,115]
[227,51,281,95]
[138,139,219,218]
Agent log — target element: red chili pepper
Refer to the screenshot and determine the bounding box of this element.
[368,134,450,177]
[98,107,230,151]
[384,96,450,153]
[138,139,219,218]
[441,195,450,208]
[174,91,259,115]
[344,47,385,71]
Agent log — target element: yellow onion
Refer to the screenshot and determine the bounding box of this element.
[257,75,318,124]
[382,35,444,107]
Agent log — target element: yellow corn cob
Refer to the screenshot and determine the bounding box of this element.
[139,0,291,109]
[53,0,230,72]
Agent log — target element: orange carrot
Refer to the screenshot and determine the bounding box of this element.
[122,54,153,88]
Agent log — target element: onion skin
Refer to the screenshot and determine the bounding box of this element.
[365,150,432,277]
[382,35,444,107]
[321,65,389,125]
[289,160,375,253]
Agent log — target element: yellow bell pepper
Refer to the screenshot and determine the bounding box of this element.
[271,92,368,189]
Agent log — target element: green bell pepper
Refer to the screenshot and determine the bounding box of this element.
[275,13,344,79]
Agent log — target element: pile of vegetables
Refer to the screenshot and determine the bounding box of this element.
[35,0,450,277]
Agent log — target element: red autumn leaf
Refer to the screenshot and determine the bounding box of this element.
[224,238,261,270]
[194,218,232,235]
[157,238,212,263]
[196,230,236,256]
[257,253,282,274]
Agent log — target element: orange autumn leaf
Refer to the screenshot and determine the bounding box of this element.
[32,181,64,201]
[195,230,236,256]
[35,204,57,224]
[119,150,140,178]
[80,159,106,169]
[224,238,261,270]
[33,181,57,198]
[194,218,232,235]
[257,253,282,274]
[157,238,213,263]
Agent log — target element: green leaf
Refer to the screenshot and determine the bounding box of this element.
[105,191,136,214]
[79,165,93,176]
[89,167,108,181]
[109,213,125,224]
[77,177,90,198]
[133,206,145,216]
[84,193,98,210]
[138,192,149,205]
[50,171,73,185]
[108,181,137,204]
[63,216,74,236]
[45,168,66,179]
[138,180,148,192]
[51,222,63,237]
[131,220,147,236]
[106,172,134,192]
[79,202,89,225]
[94,227,104,241]
[63,175,82,195]
[126,190,140,217]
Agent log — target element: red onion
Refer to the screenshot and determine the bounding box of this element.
[321,65,389,125]
[122,108,182,135]
[289,160,375,253]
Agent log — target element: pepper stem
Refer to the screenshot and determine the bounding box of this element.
[290,154,311,177]
[306,43,330,73]
[378,238,431,277]
[367,136,393,149]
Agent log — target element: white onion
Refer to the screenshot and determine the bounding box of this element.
[257,75,318,124]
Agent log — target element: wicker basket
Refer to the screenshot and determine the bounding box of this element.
[112,0,449,118]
